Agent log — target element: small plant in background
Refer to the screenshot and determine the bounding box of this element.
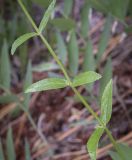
[10,0,132,160]
[0,127,31,160]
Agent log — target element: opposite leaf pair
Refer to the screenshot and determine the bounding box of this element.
[25,68,112,160]
[25,71,101,93]
[11,0,56,55]
[87,80,112,160]
[10,0,114,160]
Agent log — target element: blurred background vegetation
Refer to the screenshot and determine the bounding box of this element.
[0,0,132,159]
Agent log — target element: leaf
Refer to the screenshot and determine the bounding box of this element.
[25,139,31,160]
[56,30,67,64]
[6,127,16,160]
[25,78,68,93]
[68,30,79,75]
[87,126,104,160]
[89,0,109,14]
[19,43,28,77]
[81,1,90,38]
[10,105,21,119]
[118,144,132,160]
[100,79,112,125]
[31,0,52,8]
[33,62,59,72]
[83,39,95,72]
[109,151,121,160]
[72,71,101,87]
[83,39,95,92]
[128,0,132,16]
[24,61,32,90]
[7,15,17,47]
[23,61,32,109]
[0,94,18,104]
[50,18,75,31]
[90,0,129,21]
[109,143,132,160]
[108,0,129,21]
[99,58,112,99]
[0,138,4,160]
[96,15,112,63]
[0,40,11,89]
[11,32,37,55]
[63,0,73,16]
[125,26,132,34]
[38,0,56,33]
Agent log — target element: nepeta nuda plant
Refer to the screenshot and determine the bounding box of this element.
[11,0,125,159]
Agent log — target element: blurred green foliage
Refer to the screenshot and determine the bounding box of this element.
[0,0,132,159]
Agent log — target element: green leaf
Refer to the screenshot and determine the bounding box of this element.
[99,58,112,99]
[100,79,112,125]
[81,1,90,38]
[19,43,28,77]
[90,0,109,14]
[83,39,95,91]
[38,0,56,33]
[72,71,101,87]
[83,39,95,72]
[33,62,59,72]
[128,0,132,16]
[56,30,67,64]
[96,15,112,63]
[0,40,11,89]
[11,32,37,55]
[50,18,75,31]
[118,144,132,160]
[0,94,18,104]
[109,151,122,160]
[87,126,104,160]
[0,138,4,160]
[7,15,17,47]
[109,151,121,160]
[6,127,16,160]
[31,0,52,8]
[25,139,31,160]
[25,78,68,93]
[108,0,129,21]
[24,61,32,90]
[23,61,32,109]
[68,30,79,75]
[63,0,73,16]
[109,143,132,160]
[90,0,129,21]
[125,26,132,34]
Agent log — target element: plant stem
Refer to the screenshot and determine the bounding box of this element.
[39,35,71,81]
[18,0,39,33]
[18,103,48,145]
[40,37,124,160]
[18,0,124,159]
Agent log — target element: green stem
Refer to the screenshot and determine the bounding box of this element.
[18,0,39,33]
[40,38,124,160]
[39,35,70,82]
[19,103,48,145]
[18,0,124,159]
